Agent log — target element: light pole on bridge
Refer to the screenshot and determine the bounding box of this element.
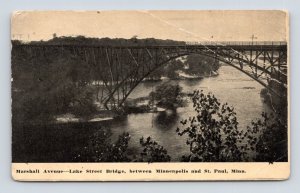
[250,34,258,45]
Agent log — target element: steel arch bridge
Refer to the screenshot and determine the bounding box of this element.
[13,41,287,111]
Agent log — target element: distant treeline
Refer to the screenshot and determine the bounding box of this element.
[12,35,186,46]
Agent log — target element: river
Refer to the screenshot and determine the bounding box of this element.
[12,65,272,162]
[107,65,271,161]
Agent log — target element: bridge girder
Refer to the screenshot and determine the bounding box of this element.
[13,43,287,111]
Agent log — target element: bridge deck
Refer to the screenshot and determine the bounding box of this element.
[14,43,287,51]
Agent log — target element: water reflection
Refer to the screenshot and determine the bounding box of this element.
[154,110,179,130]
[182,78,203,87]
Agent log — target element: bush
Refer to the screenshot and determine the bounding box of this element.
[246,113,288,162]
[176,90,247,162]
[12,53,98,124]
[73,131,131,162]
[74,132,171,162]
[176,90,287,162]
[69,86,98,117]
[149,83,184,110]
[138,136,171,162]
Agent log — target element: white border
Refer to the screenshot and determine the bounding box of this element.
[1,0,300,192]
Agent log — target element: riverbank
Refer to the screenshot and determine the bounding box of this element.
[142,70,219,82]
[55,73,219,124]
[260,87,287,120]
[55,110,117,124]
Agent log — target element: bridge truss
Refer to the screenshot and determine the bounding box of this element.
[13,42,287,111]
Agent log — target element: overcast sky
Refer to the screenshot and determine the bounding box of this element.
[11,10,287,42]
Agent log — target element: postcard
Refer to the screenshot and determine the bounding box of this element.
[11,10,289,181]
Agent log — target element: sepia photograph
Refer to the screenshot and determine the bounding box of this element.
[11,10,289,180]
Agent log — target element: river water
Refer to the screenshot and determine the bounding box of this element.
[106,65,271,161]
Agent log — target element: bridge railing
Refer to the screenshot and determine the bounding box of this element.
[185,41,287,46]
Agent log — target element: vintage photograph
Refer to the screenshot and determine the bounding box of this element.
[11,11,288,172]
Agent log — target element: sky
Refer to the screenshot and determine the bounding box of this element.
[11,10,288,42]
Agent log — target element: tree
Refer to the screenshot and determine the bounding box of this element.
[149,83,184,110]
[138,136,171,162]
[12,43,98,124]
[73,130,131,162]
[73,131,171,162]
[185,54,220,76]
[246,112,288,162]
[164,59,184,79]
[176,90,247,162]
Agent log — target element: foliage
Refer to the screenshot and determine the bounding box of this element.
[165,59,184,79]
[176,90,247,162]
[147,66,165,80]
[11,37,187,124]
[11,44,97,124]
[13,36,186,47]
[185,54,220,76]
[246,113,288,162]
[108,132,132,161]
[74,131,131,162]
[146,59,185,80]
[74,130,171,162]
[149,82,184,109]
[11,37,221,125]
[61,90,287,163]
[149,56,219,80]
[176,90,287,163]
[138,136,171,162]
[69,86,98,117]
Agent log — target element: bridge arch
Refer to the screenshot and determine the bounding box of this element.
[12,43,287,111]
[111,50,284,110]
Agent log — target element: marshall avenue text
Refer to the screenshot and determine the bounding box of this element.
[15,168,246,174]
